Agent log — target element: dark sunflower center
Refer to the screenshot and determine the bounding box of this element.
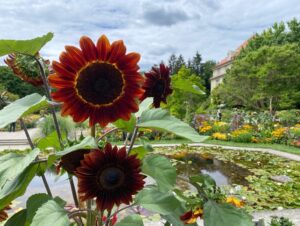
[99,167,125,189]
[76,62,124,105]
[153,79,166,97]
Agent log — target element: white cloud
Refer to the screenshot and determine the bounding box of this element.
[0,0,299,69]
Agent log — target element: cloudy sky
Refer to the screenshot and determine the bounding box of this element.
[0,0,299,70]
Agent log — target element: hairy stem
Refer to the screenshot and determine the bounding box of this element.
[127,127,139,154]
[19,118,53,197]
[33,56,80,207]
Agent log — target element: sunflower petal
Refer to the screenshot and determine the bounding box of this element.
[80,36,98,61]
[108,40,126,63]
[97,35,111,61]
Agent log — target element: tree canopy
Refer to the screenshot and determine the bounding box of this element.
[212,44,300,112]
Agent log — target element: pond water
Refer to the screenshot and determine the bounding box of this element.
[174,153,250,187]
[14,152,250,209]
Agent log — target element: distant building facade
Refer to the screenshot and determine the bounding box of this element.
[210,40,249,92]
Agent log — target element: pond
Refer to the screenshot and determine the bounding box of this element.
[14,152,250,210]
[174,153,250,187]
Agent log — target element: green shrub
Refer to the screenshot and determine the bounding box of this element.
[270,216,295,226]
[37,114,75,136]
[276,110,300,126]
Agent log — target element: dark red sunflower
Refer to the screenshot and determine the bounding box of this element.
[76,143,145,211]
[48,35,144,127]
[140,63,172,108]
[4,53,50,86]
[0,205,11,222]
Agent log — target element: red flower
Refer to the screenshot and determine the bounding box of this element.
[76,143,145,211]
[48,35,144,127]
[140,63,172,108]
[102,214,117,225]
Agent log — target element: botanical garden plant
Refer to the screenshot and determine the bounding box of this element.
[0,33,255,226]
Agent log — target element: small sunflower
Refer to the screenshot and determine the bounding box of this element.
[226,196,244,208]
[0,205,11,222]
[180,208,203,224]
[140,63,172,108]
[5,53,50,86]
[76,143,145,211]
[49,35,144,127]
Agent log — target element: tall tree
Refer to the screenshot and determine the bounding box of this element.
[173,54,186,75]
[191,51,202,76]
[200,60,216,95]
[168,54,177,75]
[212,44,300,112]
[166,66,206,122]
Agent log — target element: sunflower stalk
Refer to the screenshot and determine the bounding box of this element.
[19,118,53,197]
[33,56,80,209]
[127,126,139,154]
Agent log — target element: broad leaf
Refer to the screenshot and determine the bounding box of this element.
[203,200,253,226]
[190,174,216,191]
[135,187,181,215]
[115,214,144,226]
[56,136,97,156]
[4,209,27,226]
[172,78,206,95]
[130,146,148,160]
[0,33,54,56]
[31,199,69,226]
[37,131,66,151]
[25,193,53,226]
[0,164,38,209]
[137,109,208,142]
[0,148,39,188]
[136,98,153,118]
[142,155,176,192]
[113,114,136,132]
[0,93,49,128]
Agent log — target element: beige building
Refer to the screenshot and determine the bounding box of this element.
[210,40,248,91]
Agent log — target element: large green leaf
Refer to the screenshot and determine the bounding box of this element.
[137,109,208,142]
[115,214,144,226]
[56,136,97,156]
[0,93,49,128]
[0,33,54,56]
[113,114,136,132]
[0,148,39,188]
[172,78,206,95]
[135,98,153,118]
[31,199,69,226]
[4,209,27,226]
[203,200,253,226]
[142,155,176,192]
[37,131,66,151]
[25,193,53,226]
[0,164,38,209]
[135,187,181,215]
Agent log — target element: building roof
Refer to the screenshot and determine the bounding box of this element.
[215,39,249,68]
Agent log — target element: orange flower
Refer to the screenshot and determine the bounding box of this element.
[49,35,144,127]
[226,196,244,208]
[180,208,203,224]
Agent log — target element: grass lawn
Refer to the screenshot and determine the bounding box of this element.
[113,138,300,155]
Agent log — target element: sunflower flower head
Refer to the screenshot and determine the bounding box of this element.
[180,207,203,224]
[5,53,50,86]
[140,63,173,108]
[49,35,144,127]
[76,143,145,211]
[0,205,11,222]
